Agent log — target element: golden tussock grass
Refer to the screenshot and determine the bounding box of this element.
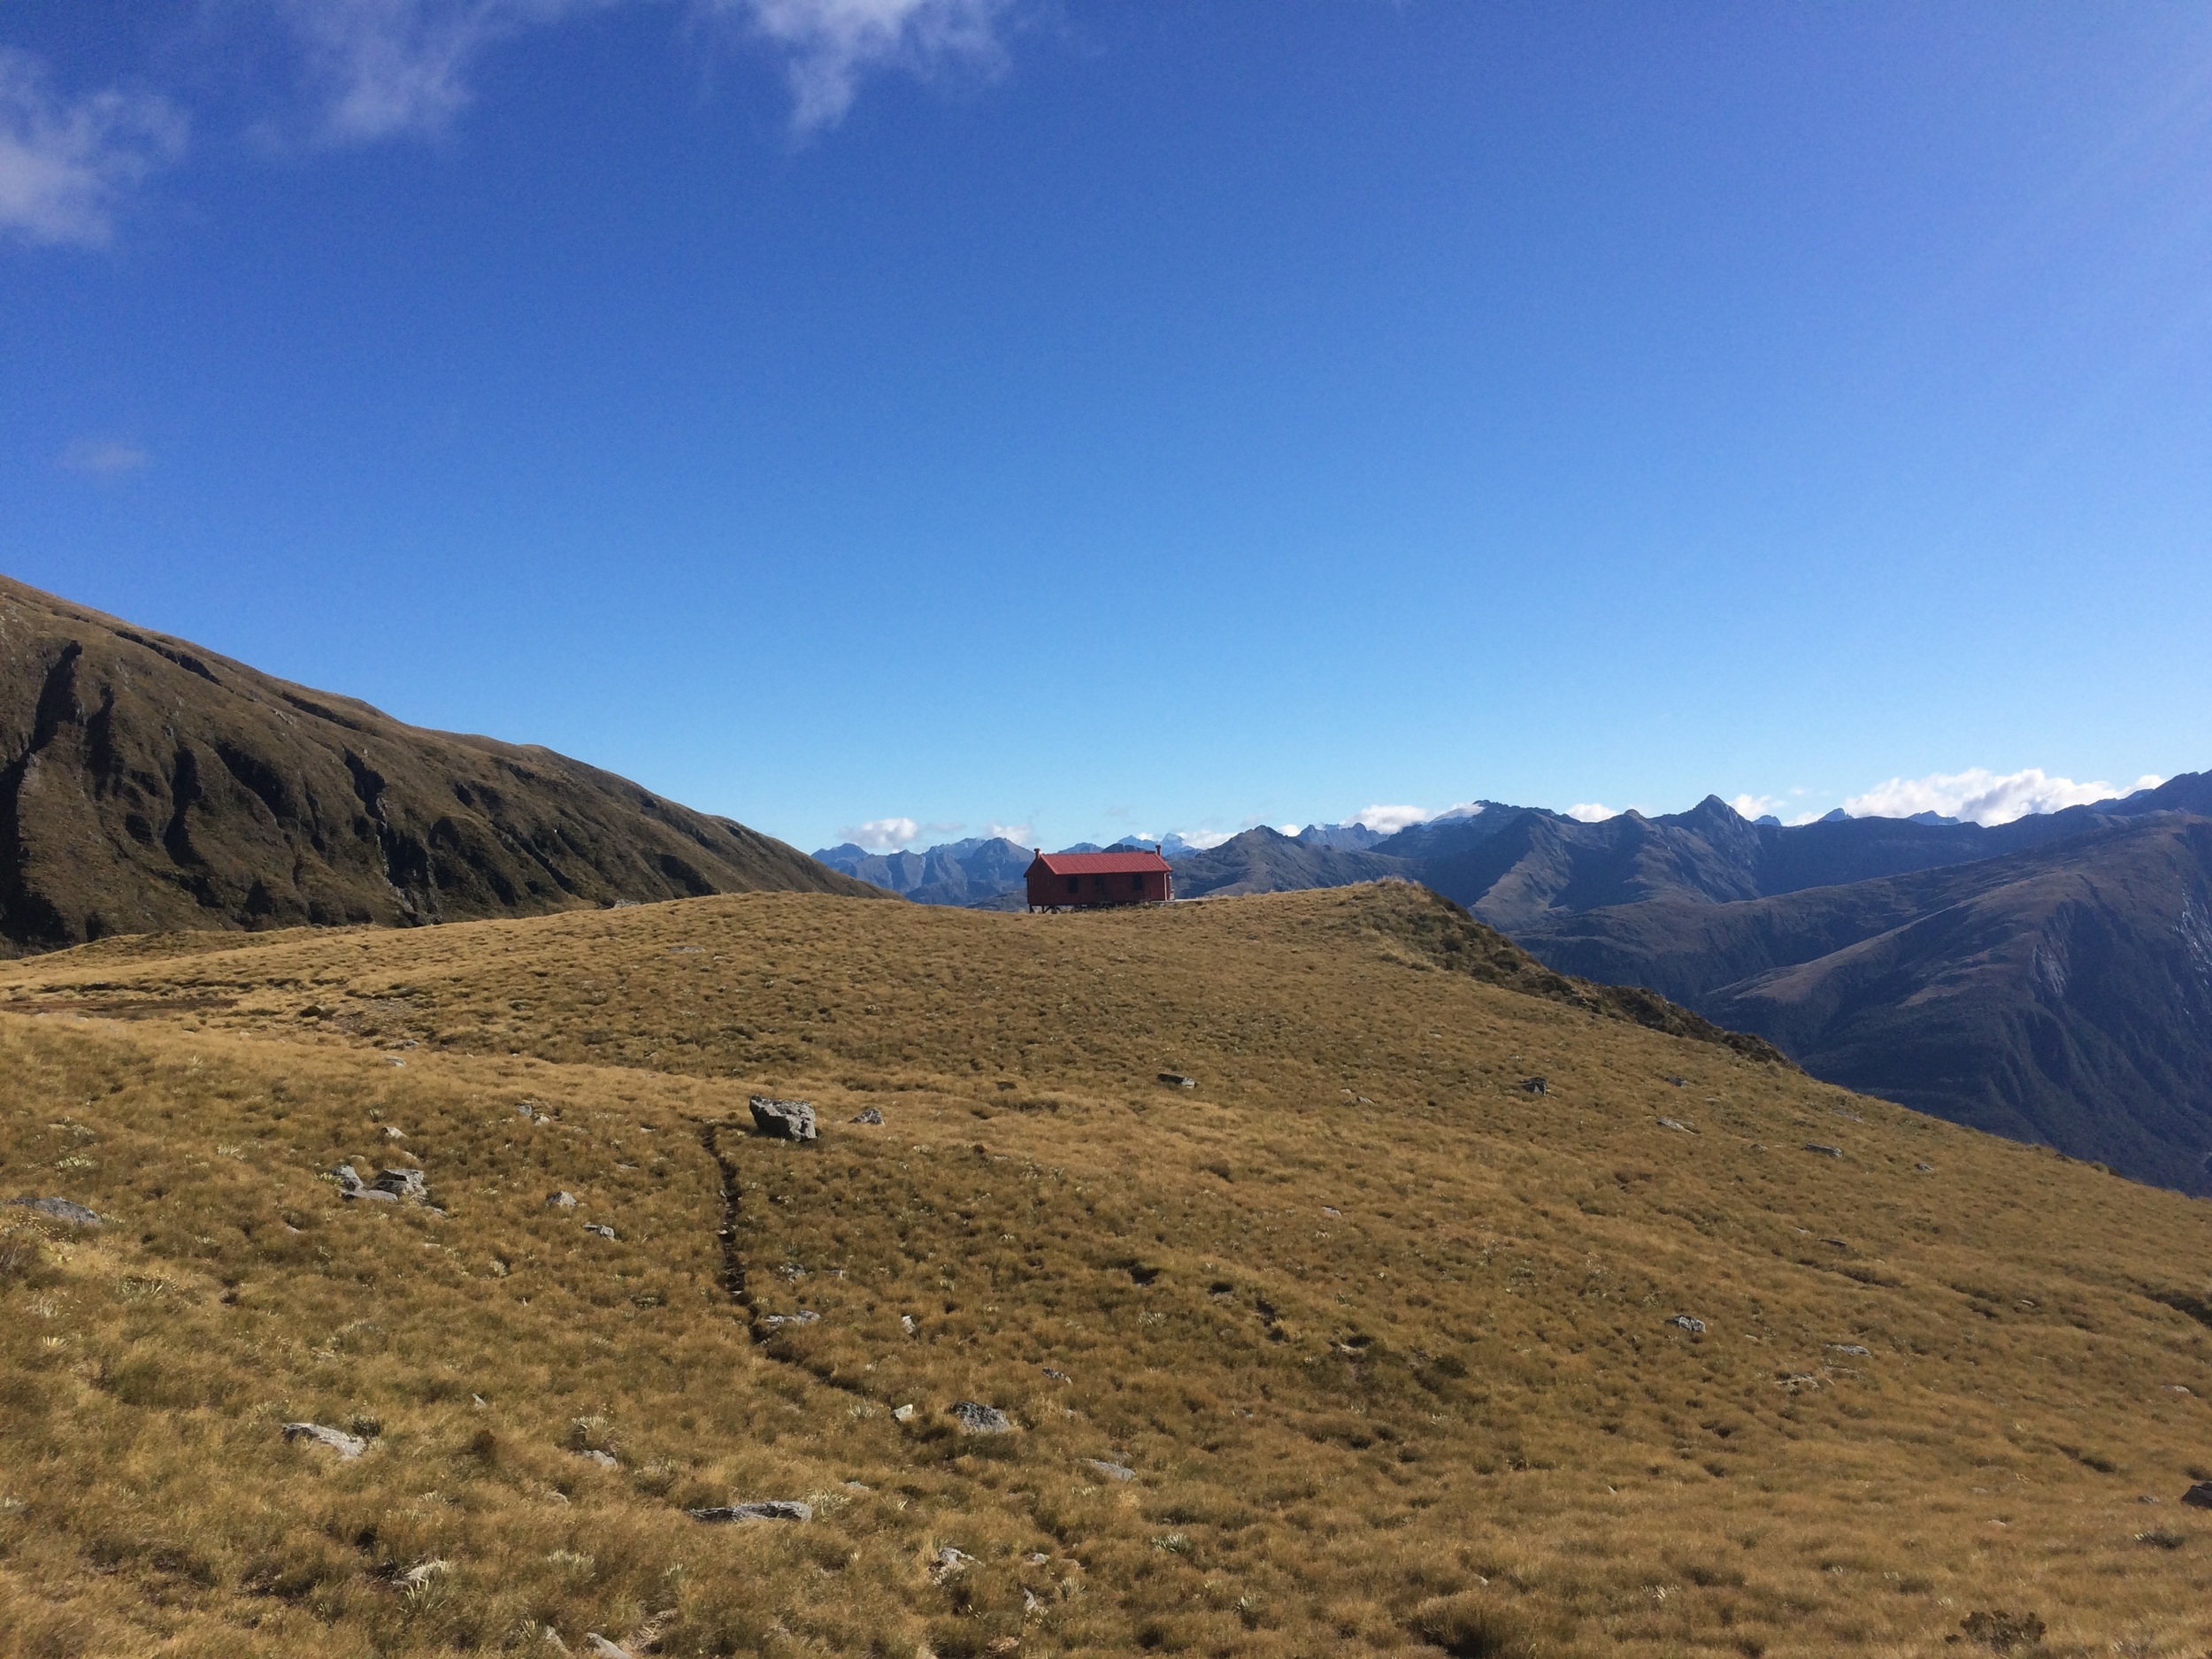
[0,882,2208,1656]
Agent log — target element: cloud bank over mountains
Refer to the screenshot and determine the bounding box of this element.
[0,0,1023,246]
[1843,767,2163,827]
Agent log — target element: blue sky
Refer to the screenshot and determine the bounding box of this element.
[4,2,2208,853]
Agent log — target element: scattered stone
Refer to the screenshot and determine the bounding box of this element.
[1322,1205,1341,1217]
[546,1191,578,1209]
[1026,1553,1048,1565]
[1520,1077,1548,1094]
[1959,1609,2044,1652]
[932,1547,976,1578]
[749,1095,818,1142]
[2182,1482,2212,1509]
[542,1628,570,1651]
[1915,1162,1934,1172]
[382,1125,407,1140]
[1042,1367,1071,1383]
[843,1480,871,1492]
[762,1310,819,1330]
[2166,1385,2194,1396]
[576,1449,618,1469]
[336,1166,429,1204]
[1820,1237,1849,1248]
[1804,1143,1843,1158]
[949,1400,1013,1434]
[583,1224,617,1240]
[892,1404,917,1423]
[282,1422,367,1458]
[1827,1344,1870,1356]
[584,1637,634,1659]
[850,1107,884,1125]
[901,1314,918,1336]
[1663,1076,1686,1087]
[1158,1072,1196,1088]
[1078,1458,1134,1482]
[1667,1315,1706,1334]
[1657,1118,1695,1134]
[687,1500,813,1524]
[4,1196,102,1226]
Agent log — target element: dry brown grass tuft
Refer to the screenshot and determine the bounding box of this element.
[0,883,2208,1654]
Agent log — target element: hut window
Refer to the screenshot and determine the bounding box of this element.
[1066,876,1079,895]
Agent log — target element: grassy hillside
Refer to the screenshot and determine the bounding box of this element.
[2,883,2208,1656]
[0,574,880,956]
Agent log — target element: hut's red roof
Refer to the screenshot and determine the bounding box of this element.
[1030,850,1171,876]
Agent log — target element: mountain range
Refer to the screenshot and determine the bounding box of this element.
[0,575,878,955]
[826,780,2212,1193]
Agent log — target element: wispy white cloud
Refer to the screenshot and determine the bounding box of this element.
[266,0,1018,143]
[984,819,1033,845]
[270,0,611,142]
[58,438,151,476]
[1841,767,2162,827]
[839,814,918,849]
[0,50,185,247]
[1168,829,1234,851]
[719,0,1014,133]
[1565,803,1619,823]
[1729,792,1786,819]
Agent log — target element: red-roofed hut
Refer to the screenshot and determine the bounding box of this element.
[1025,848,1172,911]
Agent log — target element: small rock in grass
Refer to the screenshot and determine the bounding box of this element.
[583,1223,617,1240]
[1667,1315,1706,1334]
[576,1449,618,1468]
[1663,1076,1686,1087]
[1041,1367,1071,1383]
[4,1196,102,1226]
[546,1191,577,1209]
[1078,1458,1134,1482]
[1805,1143,1843,1158]
[2182,1482,2212,1509]
[850,1107,884,1125]
[1322,1206,1341,1217]
[585,1637,633,1659]
[749,1095,818,1142]
[687,1500,813,1524]
[1520,1077,1548,1094]
[283,1422,367,1458]
[901,1314,918,1335]
[933,1547,976,1577]
[762,1310,819,1330]
[949,1401,1013,1434]
[1915,1162,1934,1172]
[1158,1072,1196,1088]
[1827,1344,1870,1356]
[892,1404,917,1423]
[1657,1118,1695,1134]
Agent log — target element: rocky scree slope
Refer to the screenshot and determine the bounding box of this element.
[0,574,879,955]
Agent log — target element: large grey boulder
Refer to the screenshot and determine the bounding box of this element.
[334,1164,429,1203]
[282,1422,367,1458]
[1078,1458,1134,1482]
[749,1096,818,1142]
[949,1400,1014,1434]
[4,1196,102,1226]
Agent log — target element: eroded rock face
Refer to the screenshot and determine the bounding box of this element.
[749,1096,818,1142]
[282,1422,367,1458]
[4,1195,101,1225]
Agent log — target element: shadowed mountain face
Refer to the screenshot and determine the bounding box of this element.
[0,576,880,954]
[1518,816,2212,1194]
[811,835,1035,908]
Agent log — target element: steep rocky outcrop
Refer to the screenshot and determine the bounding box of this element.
[0,575,879,953]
